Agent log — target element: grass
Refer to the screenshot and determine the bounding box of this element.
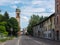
[0,38,7,42]
[0,36,15,42]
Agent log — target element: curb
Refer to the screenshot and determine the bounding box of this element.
[0,37,19,45]
[0,42,6,45]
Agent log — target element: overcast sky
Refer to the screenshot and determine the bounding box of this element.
[0,0,55,29]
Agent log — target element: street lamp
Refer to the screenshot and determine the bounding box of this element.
[10,28,13,36]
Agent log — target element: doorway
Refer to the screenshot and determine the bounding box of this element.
[38,31,40,37]
[56,31,59,40]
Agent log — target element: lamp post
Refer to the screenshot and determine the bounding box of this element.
[11,28,13,36]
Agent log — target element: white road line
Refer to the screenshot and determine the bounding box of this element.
[33,40,48,45]
[17,36,22,45]
[27,36,42,45]
[28,36,47,45]
[33,40,43,45]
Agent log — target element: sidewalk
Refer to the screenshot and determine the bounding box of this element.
[0,42,6,45]
[0,37,19,45]
[0,38,18,45]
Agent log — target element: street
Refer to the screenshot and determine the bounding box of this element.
[4,35,60,45]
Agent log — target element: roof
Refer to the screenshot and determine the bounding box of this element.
[33,13,55,27]
[16,7,21,12]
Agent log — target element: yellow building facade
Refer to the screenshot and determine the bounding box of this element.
[33,13,55,39]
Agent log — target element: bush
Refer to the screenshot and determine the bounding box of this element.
[0,26,6,33]
[3,32,8,36]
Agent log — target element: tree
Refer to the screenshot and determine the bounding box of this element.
[0,26,6,33]
[29,15,40,26]
[0,14,5,22]
[0,23,8,36]
[8,17,19,36]
[27,15,41,35]
[3,11,10,33]
[0,14,8,36]
[4,11,9,21]
[27,14,48,35]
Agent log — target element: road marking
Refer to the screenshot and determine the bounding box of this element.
[27,36,42,45]
[33,40,48,45]
[27,36,47,45]
[17,36,22,45]
[33,40,43,45]
[17,38,20,45]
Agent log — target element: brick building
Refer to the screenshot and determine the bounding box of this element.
[33,0,60,41]
[55,0,60,40]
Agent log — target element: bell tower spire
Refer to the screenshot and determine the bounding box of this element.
[16,7,21,35]
[16,7,20,18]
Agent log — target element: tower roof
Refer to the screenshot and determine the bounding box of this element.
[16,7,21,12]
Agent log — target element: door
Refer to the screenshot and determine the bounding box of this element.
[56,31,59,40]
[38,31,40,37]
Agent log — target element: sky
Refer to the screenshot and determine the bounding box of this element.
[0,0,55,29]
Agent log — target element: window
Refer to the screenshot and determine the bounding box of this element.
[57,16,58,24]
[56,0,60,14]
[54,17,55,24]
[49,33,51,37]
[40,24,41,28]
[50,18,52,25]
[57,4,58,13]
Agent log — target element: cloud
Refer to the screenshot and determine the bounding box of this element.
[0,0,21,6]
[0,0,55,28]
[11,5,17,9]
[21,6,46,17]
[21,16,29,22]
[21,16,29,28]
[14,1,21,4]
[32,0,55,12]
[9,12,16,17]
[32,0,43,5]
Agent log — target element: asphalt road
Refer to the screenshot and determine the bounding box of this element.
[4,35,60,45]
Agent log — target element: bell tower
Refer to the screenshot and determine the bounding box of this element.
[16,8,20,23]
[16,8,21,35]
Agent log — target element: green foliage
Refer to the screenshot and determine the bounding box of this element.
[0,38,7,42]
[0,22,7,26]
[0,11,19,37]
[0,14,4,22]
[4,11,9,21]
[29,15,39,26]
[3,32,8,36]
[27,15,41,35]
[27,14,48,35]
[9,17,19,36]
[27,25,33,35]
[0,26,6,33]
[0,14,8,36]
[0,36,14,42]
